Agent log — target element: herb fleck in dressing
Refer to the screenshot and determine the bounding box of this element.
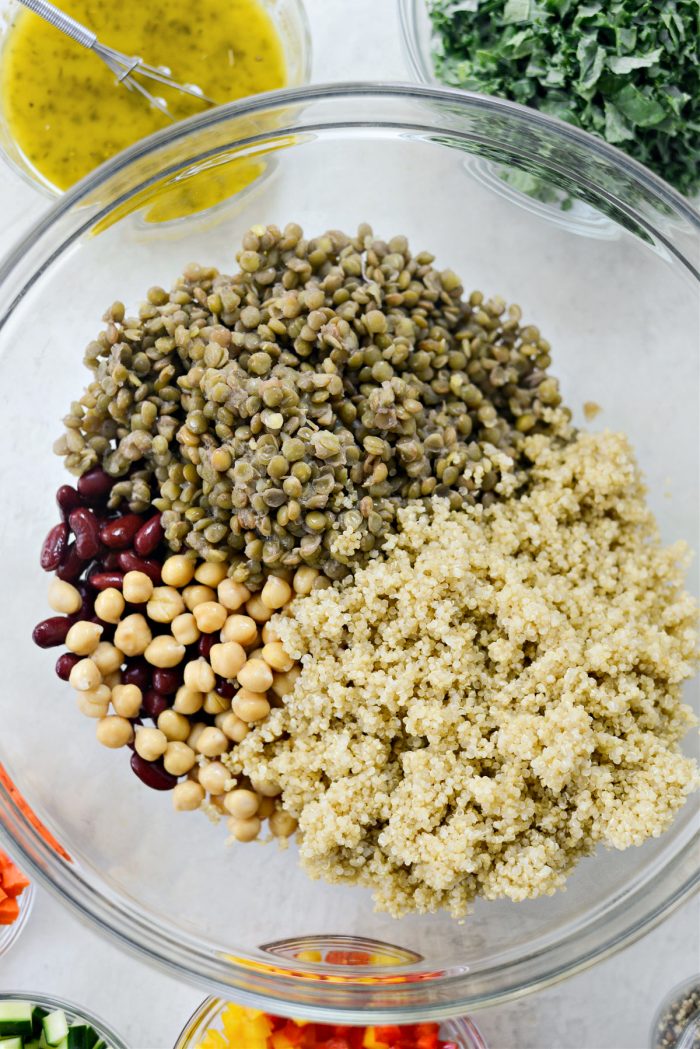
[1,0,285,190]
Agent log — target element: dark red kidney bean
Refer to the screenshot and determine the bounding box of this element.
[152,668,181,695]
[215,677,235,699]
[76,583,96,617]
[56,484,83,521]
[68,508,101,560]
[77,467,113,503]
[142,689,168,720]
[101,550,122,571]
[126,717,143,751]
[55,652,81,680]
[33,616,72,648]
[100,514,144,550]
[134,514,163,556]
[130,753,177,791]
[56,542,84,582]
[122,658,150,691]
[40,523,69,571]
[88,570,124,590]
[198,634,215,659]
[117,551,162,583]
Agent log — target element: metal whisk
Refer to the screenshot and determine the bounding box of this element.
[16,0,214,120]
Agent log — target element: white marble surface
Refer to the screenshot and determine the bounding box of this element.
[0,1,698,1047]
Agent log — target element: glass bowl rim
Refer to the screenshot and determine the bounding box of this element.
[0,989,129,1048]
[0,80,698,1020]
[172,995,490,1049]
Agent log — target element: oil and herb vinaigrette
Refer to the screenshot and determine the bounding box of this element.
[1,0,286,190]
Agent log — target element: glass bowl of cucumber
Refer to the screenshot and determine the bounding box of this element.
[0,993,128,1049]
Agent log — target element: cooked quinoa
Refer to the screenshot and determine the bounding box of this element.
[235,430,700,917]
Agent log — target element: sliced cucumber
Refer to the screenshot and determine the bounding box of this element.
[31,1009,48,1040]
[42,1012,69,1048]
[0,1037,25,1049]
[0,1002,33,1038]
[67,1027,91,1049]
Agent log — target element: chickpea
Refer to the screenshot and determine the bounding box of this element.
[173,685,203,715]
[157,709,191,742]
[221,615,258,646]
[171,612,200,646]
[195,726,229,757]
[96,715,133,749]
[172,780,205,811]
[147,587,185,624]
[224,788,259,819]
[218,711,249,742]
[114,614,151,657]
[194,562,228,587]
[262,641,294,673]
[227,816,261,842]
[48,578,82,615]
[261,622,280,644]
[104,671,121,689]
[245,594,274,623]
[76,692,109,718]
[183,658,216,692]
[163,741,196,776]
[261,576,292,610]
[250,775,282,798]
[218,578,251,611]
[145,635,186,668]
[269,809,298,838]
[122,570,154,604]
[69,658,102,692]
[111,683,142,718]
[257,796,276,820]
[237,659,273,693]
[197,760,230,794]
[81,683,111,705]
[210,641,246,679]
[92,641,124,676]
[161,554,195,588]
[182,584,216,611]
[292,566,319,595]
[134,726,168,761]
[186,721,207,751]
[66,620,103,656]
[94,588,125,624]
[233,691,270,723]
[209,794,227,814]
[193,601,228,634]
[271,666,301,698]
[203,690,230,715]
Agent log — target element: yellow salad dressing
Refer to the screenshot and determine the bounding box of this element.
[1,0,286,190]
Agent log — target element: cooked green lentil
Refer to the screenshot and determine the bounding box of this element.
[56,224,567,587]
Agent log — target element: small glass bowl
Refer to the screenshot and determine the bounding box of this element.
[0,0,311,196]
[650,975,700,1049]
[0,875,34,957]
[174,997,488,1049]
[0,991,128,1049]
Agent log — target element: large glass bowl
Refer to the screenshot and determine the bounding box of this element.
[0,83,698,1023]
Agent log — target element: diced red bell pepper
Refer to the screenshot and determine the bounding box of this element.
[0,897,20,924]
[1,862,30,897]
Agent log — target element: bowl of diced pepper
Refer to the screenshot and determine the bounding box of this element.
[0,850,33,956]
[174,1000,488,1049]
